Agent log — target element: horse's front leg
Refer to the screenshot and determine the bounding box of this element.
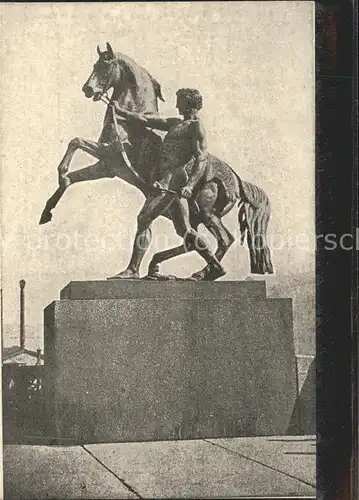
[39,158,114,225]
[57,137,108,188]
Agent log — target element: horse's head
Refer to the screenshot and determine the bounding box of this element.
[82,43,121,101]
[82,43,165,114]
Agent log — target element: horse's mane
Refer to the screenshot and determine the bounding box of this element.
[114,52,165,108]
[149,75,165,102]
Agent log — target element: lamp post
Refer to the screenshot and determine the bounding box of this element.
[19,279,26,350]
[1,288,3,356]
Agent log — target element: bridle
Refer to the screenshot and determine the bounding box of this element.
[96,57,150,187]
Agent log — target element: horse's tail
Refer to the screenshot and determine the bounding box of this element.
[237,180,274,275]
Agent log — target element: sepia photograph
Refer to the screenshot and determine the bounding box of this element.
[1,2,316,498]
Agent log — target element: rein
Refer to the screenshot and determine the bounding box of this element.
[100,93,142,183]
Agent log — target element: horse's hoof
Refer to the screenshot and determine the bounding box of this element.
[190,265,226,281]
[189,265,209,281]
[39,211,52,225]
[205,266,226,281]
[147,263,160,276]
[190,271,206,281]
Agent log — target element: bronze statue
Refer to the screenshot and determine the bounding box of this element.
[40,43,274,280]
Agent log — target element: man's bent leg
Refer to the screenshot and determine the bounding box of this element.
[169,198,225,279]
[108,192,173,279]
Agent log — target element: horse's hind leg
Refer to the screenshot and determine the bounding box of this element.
[146,184,235,281]
[191,183,236,280]
[39,160,115,225]
[191,217,235,280]
[207,216,235,261]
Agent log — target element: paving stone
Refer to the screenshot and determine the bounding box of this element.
[3,445,138,499]
[207,435,316,487]
[86,438,316,498]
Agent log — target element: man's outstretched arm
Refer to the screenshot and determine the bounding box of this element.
[181,120,208,199]
[110,102,181,131]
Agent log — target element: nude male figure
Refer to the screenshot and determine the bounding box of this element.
[108,88,225,281]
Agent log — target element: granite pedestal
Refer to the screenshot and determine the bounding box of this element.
[44,281,296,444]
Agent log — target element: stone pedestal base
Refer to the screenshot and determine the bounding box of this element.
[44,281,296,443]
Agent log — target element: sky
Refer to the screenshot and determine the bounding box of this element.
[0,1,315,330]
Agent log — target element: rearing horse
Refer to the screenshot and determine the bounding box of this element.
[40,43,274,278]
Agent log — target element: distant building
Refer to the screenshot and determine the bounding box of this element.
[2,346,43,366]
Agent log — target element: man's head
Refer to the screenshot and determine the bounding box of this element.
[176,88,203,115]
